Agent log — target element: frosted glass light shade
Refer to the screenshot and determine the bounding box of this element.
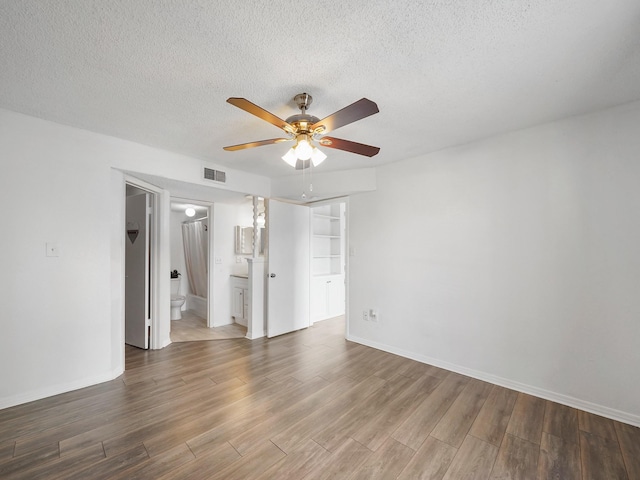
[283,136,327,168]
[311,147,327,166]
[294,138,313,160]
[282,148,297,167]
[185,207,196,217]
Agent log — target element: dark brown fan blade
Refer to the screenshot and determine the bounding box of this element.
[227,98,295,134]
[318,136,380,157]
[310,98,379,134]
[223,138,292,151]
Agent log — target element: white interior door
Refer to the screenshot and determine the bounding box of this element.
[125,192,150,349]
[267,199,310,338]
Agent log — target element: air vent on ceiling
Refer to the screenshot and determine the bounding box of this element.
[204,167,226,183]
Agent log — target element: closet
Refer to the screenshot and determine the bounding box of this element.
[310,203,345,322]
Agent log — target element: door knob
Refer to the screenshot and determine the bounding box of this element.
[270,273,276,278]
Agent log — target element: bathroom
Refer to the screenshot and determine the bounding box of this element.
[169,197,257,341]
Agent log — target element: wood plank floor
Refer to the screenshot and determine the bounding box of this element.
[170,310,247,342]
[1,316,639,479]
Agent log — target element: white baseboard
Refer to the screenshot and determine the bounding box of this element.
[347,334,640,428]
[0,368,123,410]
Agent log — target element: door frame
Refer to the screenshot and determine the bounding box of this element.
[123,174,170,350]
[171,197,215,328]
[125,190,151,348]
[307,196,350,336]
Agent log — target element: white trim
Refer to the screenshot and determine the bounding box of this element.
[343,198,350,340]
[346,333,640,428]
[0,369,123,410]
[124,174,171,350]
[246,257,266,339]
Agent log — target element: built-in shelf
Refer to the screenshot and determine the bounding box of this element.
[310,203,345,322]
[311,204,343,276]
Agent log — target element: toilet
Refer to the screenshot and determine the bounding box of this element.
[170,278,186,320]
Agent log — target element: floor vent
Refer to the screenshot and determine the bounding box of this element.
[204,167,226,183]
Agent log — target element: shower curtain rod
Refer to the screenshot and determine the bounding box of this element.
[182,216,208,224]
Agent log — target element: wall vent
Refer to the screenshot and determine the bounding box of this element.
[204,167,226,183]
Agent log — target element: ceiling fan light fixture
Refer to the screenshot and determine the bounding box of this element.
[225,93,380,168]
[294,135,313,160]
[311,147,327,166]
[282,147,297,167]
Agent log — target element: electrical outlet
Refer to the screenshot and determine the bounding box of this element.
[363,310,369,322]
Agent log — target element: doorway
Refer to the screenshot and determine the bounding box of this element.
[169,199,211,334]
[168,197,252,342]
[265,198,349,339]
[310,200,347,325]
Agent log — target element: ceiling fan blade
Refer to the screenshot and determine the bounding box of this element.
[318,136,380,157]
[227,98,295,134]
[310,98,379,134]
[223,138,292,151]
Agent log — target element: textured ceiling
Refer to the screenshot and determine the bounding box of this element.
[1,1,640,179]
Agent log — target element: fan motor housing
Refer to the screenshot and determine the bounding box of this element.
[285,113,320,133]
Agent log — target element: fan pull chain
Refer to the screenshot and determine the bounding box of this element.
[301,158,307,199]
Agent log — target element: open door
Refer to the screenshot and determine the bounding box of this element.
[267,199,310,338]
[125,192,151,349]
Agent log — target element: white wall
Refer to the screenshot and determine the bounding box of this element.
[348,101,640,426]
[271,167,376,202]
[0,108,270,408]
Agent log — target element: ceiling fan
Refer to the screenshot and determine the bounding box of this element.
[223,93,380,169]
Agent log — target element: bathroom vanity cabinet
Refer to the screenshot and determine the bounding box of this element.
[231,275,248,326]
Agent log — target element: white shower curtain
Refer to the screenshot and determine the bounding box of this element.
[181,221,208,298]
